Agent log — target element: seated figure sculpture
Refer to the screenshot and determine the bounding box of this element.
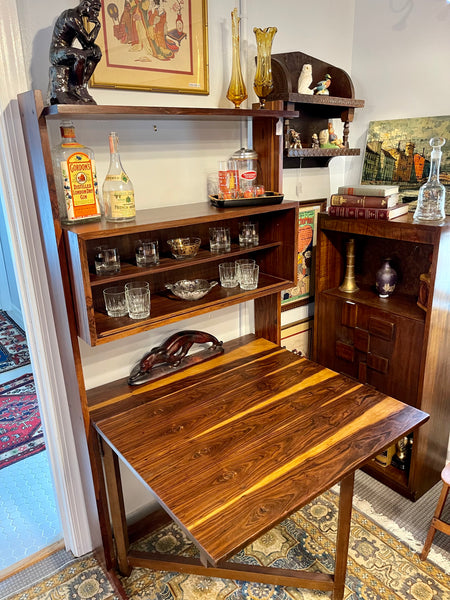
[48,0,102,105]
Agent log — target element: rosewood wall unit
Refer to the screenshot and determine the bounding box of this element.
[313,212,450,500]
[18,88,298,570]
[18,86,298,369]
[265,51,365,168]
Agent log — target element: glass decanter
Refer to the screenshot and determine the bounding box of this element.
[253,26,277,109]
[226,8,247,108]
[413,137,446,223]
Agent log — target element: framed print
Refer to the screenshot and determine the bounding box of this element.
[361,115,450,214]
[281,203,322,310]
[91,0,209,94]
[281,318,313,359]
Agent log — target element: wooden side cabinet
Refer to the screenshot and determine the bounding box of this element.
[313,212,450,500]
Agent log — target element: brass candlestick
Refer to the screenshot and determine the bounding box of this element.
[339,238,359,293]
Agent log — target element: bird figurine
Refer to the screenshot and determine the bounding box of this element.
[313,73,331,95]
[297,63,313,94]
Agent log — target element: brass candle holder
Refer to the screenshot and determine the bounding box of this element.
[339,238,359,293]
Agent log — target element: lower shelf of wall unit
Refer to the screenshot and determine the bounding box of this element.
[91,273,289,345]
[362,459,410,498]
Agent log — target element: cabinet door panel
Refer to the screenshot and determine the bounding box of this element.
[316,294,424,406]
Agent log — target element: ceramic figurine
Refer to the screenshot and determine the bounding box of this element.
[288,128,302,149]
[313,73,331,95]
[48,0,102,105]
[327,121,344,148]
[297,63,314,94]
[311,133,320,148]
[318,129,336,149]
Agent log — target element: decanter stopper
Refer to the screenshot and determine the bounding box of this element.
[413,137,446,223]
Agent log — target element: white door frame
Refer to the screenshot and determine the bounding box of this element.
[0,1,100,556]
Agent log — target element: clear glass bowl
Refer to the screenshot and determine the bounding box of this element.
[167,237,201,259]
[165,279,218,300]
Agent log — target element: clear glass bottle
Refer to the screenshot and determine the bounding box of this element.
[52,120,101,225]
[413,137,446,223]
[102,132,136,222]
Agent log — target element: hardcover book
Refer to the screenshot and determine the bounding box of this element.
[337,184,399,197]
[328,203,409,220]
[330,193,399,208]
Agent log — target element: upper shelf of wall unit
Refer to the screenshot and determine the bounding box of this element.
[42,104,300,121]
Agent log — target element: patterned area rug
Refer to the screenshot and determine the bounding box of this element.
[5,489,449,600]
[0,311,30,374]
[0,373,44,470]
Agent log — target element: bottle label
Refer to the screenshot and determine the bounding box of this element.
[105,191,135,219]
[60,152,101,221]
[105,172,130,183]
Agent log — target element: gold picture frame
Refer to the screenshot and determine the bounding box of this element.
[90,0,209,95]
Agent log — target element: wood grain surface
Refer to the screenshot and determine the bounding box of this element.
[94,337,428,566]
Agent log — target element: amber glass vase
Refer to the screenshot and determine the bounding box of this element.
[253,26,277,108]
[226,9,248,108]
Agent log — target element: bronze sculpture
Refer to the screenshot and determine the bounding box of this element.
[48,0,102,105]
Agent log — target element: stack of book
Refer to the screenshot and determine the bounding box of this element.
[328,184,409,220]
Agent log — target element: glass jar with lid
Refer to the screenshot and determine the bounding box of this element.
[229,147,261,196]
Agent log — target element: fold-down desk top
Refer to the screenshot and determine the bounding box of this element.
[93,336,428,566]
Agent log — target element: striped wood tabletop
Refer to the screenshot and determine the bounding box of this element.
[94,336,429,567]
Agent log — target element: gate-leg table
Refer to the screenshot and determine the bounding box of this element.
[92,337,428,600]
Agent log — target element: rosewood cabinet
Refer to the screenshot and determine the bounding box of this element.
[313,212,450,500]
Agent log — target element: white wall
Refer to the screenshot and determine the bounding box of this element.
[348,0,450,184]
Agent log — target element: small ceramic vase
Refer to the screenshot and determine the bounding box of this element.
[376,258,397,298]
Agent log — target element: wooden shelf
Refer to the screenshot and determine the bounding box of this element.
[318,211,445,244]
[94,273,290,343]
[322,286,426,323]
[43,104,299,121]
[272,93,364,109]
[362,461,409,497]
[89,242,281,287]
[286,148,360,159]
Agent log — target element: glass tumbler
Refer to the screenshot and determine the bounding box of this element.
[125,281,150,319]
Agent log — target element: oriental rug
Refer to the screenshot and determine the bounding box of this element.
[4,489,449,600]
[0,311,30,374]
[0,373,45,470]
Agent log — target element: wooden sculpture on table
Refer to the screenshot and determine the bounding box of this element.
[48,0,102,105]
[128,330,224,385]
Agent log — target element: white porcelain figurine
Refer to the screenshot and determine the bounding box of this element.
[297,63,313,94]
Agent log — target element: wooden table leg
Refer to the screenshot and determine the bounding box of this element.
[332,471,355,600]
[102,441,132,576]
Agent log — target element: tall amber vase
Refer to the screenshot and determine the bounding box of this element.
[253,26,277,108]
[226,9,248,109]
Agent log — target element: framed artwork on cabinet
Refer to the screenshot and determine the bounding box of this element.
[90,0,209,95]
[361,115,450,214]
[281,318,313,359]
[281,203,322,310]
